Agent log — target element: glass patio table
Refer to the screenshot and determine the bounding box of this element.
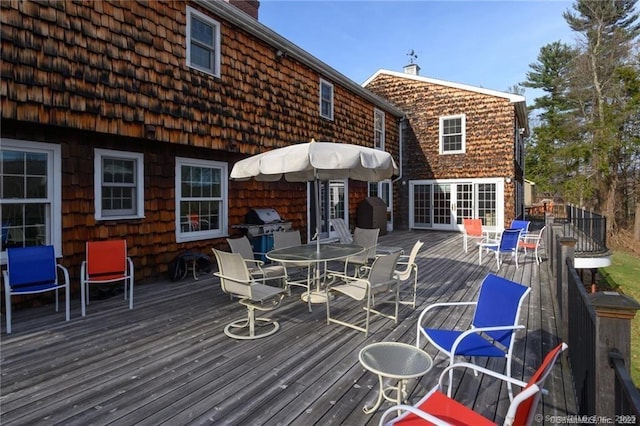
[266,243,364,304]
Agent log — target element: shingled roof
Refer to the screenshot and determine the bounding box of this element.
[363,69,528,135]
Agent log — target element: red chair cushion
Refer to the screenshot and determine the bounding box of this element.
[394,390,496,426]
[87,240,128,280]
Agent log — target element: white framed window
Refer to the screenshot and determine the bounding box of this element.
[186,6,221,78]
[94,149,144,220]
[439,114,466,154]
[1,139,62,262]
[374,108,385,150]
[175,157,228,243]
[319,78,334,120]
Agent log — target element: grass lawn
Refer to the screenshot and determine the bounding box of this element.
[599,250,640,386]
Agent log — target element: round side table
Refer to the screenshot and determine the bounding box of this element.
[358,341,433,414]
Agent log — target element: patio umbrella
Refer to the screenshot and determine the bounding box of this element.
[230,140,399,251]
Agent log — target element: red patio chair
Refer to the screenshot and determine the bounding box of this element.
[462,218,486,253]
[379,342,568,426]
[81,240,134,316]
[518,226,546,265]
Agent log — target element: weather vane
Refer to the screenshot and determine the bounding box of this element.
[407,49,418,64]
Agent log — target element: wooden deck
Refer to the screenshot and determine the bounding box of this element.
[0,230,577,425]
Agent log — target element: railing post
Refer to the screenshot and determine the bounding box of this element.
[557,237,576,340]
[545,213,555,270]
[590,292,640,420]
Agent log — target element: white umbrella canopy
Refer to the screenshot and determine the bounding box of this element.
[230,140,399,250]
[230,141,399,183]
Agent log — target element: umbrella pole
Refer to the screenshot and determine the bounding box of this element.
[314,178,321,253]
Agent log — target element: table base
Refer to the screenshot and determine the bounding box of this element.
[301,290,334,304]
[364,376,409,414]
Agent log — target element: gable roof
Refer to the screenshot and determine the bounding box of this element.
[197,1,404,118]
[363,69,528,133]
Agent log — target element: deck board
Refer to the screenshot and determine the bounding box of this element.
[1,230,578,425]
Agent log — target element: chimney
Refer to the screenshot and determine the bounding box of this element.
[227,0,260,19]
[403,63,421,76]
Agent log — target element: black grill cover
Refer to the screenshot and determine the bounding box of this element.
[245,208,283,224]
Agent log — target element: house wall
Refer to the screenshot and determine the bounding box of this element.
[365,72,520,227]
[0,0,400,291]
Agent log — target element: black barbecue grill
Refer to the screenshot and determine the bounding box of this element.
[233,208,293,259]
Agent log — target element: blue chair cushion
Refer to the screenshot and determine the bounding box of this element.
[422,328,508,358]
[7,246,57,289]
[11,282,59,293]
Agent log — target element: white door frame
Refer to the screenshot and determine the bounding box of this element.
[409,178,504,232]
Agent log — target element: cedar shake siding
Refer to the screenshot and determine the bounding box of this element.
[0,0,403,296]
[364,70,528,229]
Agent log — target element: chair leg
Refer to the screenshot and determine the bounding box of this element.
[6,291,12,334]
[411,268,418,309]
[81,280,87,317]
[64,284,70,322]
[506,357,514,401]
[128,276,134,310]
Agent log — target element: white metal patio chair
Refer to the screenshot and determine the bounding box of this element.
[380,343,568,426]
[478,228,522,270]
[462,218,488,253]
[3,245,70,334]
[326,251,401,337]
[273,230,313,311]
[227,235,286,284]
[518,225,546,265]
[344,227,379,277]
[395,240,424,308]
[417,273,531,401]
[212,249,288,340]
[329,218,353,244]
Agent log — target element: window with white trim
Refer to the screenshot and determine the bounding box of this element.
[94,149,144,220]
[186,6,221,77]
[175,157,228,242]
[320,78,334,120]
[374,108,385,150]
[439,114,466,154]
[1,139,62,262]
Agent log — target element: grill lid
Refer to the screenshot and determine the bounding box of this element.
[245,208,283,224]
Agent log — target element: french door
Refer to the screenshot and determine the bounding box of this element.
[409,179,501,231]
[308,180,348,241]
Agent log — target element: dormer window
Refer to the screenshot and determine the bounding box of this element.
[186,6,221,77]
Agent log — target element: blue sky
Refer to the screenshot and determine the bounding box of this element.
[259,0,578,105]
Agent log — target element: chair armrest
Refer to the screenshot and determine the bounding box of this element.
[417,301,476,326]
[56,263,70,286]
[379,400,450,426]
[2,270,9,292]
[214,271,255,285]
[326,272,368,288]
[521,233,542,242]
[244,258,265,267]
[450,324,526,356]
[126,256,134,275]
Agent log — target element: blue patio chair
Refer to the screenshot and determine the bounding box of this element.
[510,219,531,240]
[3,245,70,334]
[478,228,523,270]
[416,273,531,400]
